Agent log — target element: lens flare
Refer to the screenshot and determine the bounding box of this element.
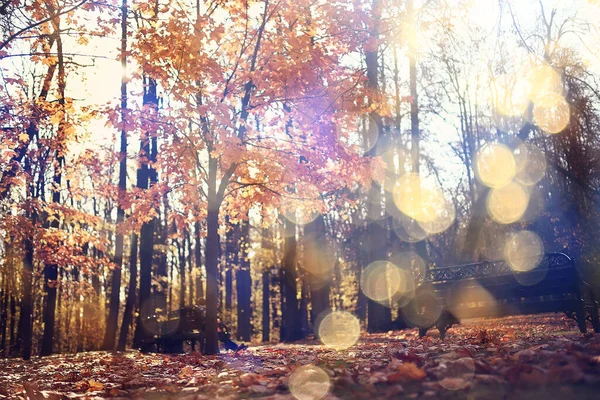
[403,289,443,328]
[475,143,516,188]
[389,252,422,307]
[363,115,380,153]
[280,183,323,226]
[392,173,447,222]
[527,64,562,102]
[437,357,475,391]
[491,73,529,117]
[288,364,331,400]
[514,143,547,186]
[361,261,403,305]
[318,311,360,350]
[418,195,456,234]
[486,182,529,224]
[393,214,428,243]
[532,92,570,134]
[448,281,498,320]
[503,230,544,273]
[302,238,334,290]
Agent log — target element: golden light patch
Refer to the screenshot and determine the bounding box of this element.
[418,195,456,235]
[402,289,443,328]
[363,115,380,153]
[288,364,331,400]
[390,251,426,276]
[475,143,516,188]
[514,143,547,186]
[318,311,361,350]
[302,239,334,290]
[504,230,544,273]
[361,261,404,305]
[280,183,323,226]
[491,73,530,117]
[486,182,529,224]
[392,173,446,222]
[532,92,570,134]
[437,357,475,391]
[448,281,498,320]
[391,251,425,307]
[390,252,421,307]
[527,64,562,101]
[392,214,428,243]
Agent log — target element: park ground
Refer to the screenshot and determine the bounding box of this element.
[1,314,600,399]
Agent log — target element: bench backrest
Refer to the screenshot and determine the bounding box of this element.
[143,306,205,337]
[423,253,580,302]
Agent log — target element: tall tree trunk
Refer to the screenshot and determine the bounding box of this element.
[178,234,186,310]
[17,32,57,357]
[9,293,16,356]
[261,270,270,342]
[19,212,34,359]
[73,260,82,352]
[132,76,158,349]
[194,221,204,302]
[40,14,66,355]
[204,157,220,355]
[154,198,168,315]
[236,220,252,342]
[305,215,330,334]
[118,233,138,351]
[364,0,391,333]
[281,218,302,342]
[103,0,128,351]
[186,229,193,306]
[224,219,236,311]
[0,287,7,356]
[261,228,272,342]
[407,0,420,173]
[55,269,63,352]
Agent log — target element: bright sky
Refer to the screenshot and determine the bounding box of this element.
[3,0,599,195]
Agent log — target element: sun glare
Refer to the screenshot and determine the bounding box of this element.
[288,364,331,400]
[475,143,516,188]
[318,311,361,350]
[487,181,530,224]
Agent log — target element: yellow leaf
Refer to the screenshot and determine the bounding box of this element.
[88,380,104,391]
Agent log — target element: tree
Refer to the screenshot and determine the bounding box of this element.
[103,0,129,352]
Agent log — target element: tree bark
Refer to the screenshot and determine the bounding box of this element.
[261,270,270,342]
[40,12,66,355]
[364,0,391,333]
[224,219,236,311]
[132,76,158,349]
[178,234,186,310]
[194,221,204,302]
[304,215,330,334]
[281,218,302,342]
[236,220,252,342]
[103,0,128,351]
[204,158,220,355]
[118,233,137,351]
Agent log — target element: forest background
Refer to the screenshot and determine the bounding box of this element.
[0,0,599,361]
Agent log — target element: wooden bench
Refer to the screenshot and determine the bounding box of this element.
[140,307,205,353]
[406,253,600,339]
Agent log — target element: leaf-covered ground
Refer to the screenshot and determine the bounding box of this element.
[2,314,600,399]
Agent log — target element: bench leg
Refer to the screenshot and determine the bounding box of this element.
[590,303,600,333]
[438,326,448,341]
[576,304,587,334]
[419,328,428,338]
[436,311,455,341]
